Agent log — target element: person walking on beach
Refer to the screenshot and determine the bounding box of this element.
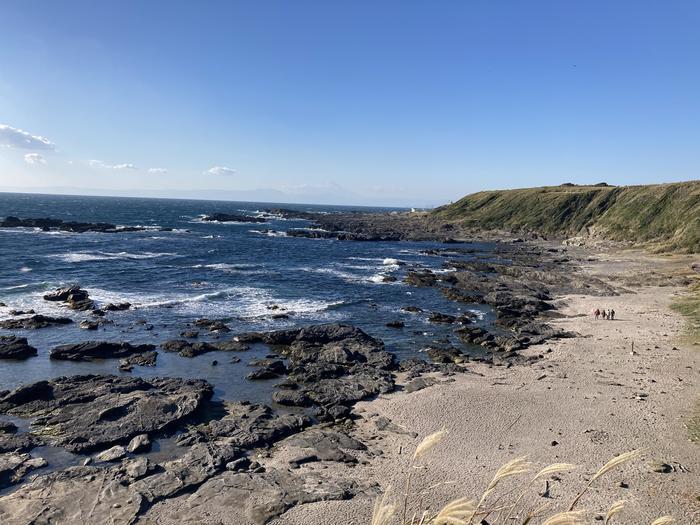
[610,309,615,320]
[594,308,600,320]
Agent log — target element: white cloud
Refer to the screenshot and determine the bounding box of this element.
[207,166,236,176]
[89,159,137,170]
[0,124,55,150]
[24,153,47,165]
[148,167,168,174]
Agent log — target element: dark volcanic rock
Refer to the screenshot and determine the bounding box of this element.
[1,216,166,234]
[50,341,156,361]
[194,318,231,332]
[426,346,465,364]
[399,358,464,378]
[43,285,94,311]
[239,324,395,416]
[441,286,481,303]
[0,336,37,359]
[161,339,215,357]
[8,309,34,316]
[0,314,72,330]
[102,302,132,312]
[201,213,267,223]
[176,402,310,449]
[246,360,286,380]
[428,312,457,324]
[401,305,423,313]
[121,350,158,367]
[161,338,248,357]
[79,318,112,330]
[0,375,213,452]
[0,432,44,454]
[404,270,438,287]
[0,422,17,434]
[385,320,405,328]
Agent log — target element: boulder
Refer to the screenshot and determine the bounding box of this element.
[426,346,465,364]
[428,312,457,324]
[43,285,94,310]
[0,336,37,359]
[194,318,231,332]
[127,434,151,453]
[95,445,127,462]
[120,350,158,367]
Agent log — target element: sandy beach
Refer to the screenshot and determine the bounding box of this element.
[274,251,699,525]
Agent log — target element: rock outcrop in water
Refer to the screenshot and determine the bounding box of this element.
[0,336,37,359]
[161,338,248,357]
[0,216,170,234]
[238,324,395,420]
[0,375,212,452]
[0,314,72,330]
[201,213,267,223]
[43,285,94,311]
[49,341,156,361]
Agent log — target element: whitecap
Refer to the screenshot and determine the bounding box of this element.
[48,251,177,263]
[249,229,287,237]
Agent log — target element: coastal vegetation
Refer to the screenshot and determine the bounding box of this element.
[372,430,676,525]
[433,181,700,253]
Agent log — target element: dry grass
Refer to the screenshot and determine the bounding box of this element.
[371,432,676,525]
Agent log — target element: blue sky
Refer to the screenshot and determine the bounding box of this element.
[0,1,698,206]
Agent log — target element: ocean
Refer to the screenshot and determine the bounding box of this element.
[0,192,494,403]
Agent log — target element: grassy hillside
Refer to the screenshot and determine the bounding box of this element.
[433,181,700,253]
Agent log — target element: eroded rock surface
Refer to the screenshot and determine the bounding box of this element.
[0,452,46,489]
[0,375,212,452]
[239,324,395,418]
[176,401,310,448]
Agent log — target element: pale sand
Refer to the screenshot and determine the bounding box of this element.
[274,253,700,524]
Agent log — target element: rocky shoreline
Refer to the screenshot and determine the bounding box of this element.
[0,212,628,523]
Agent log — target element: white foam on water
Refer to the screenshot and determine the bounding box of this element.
[88,286,343,321]
[19,267,32,272]
[48,251,177,263]
[1,283,31,291]
[299,266,367,284]
[248,230,287,237]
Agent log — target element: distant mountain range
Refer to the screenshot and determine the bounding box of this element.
[0,185,441,209]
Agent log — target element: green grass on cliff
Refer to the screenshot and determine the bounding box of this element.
[433,181,700,253]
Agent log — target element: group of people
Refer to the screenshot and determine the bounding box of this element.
[594,308,615,320]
